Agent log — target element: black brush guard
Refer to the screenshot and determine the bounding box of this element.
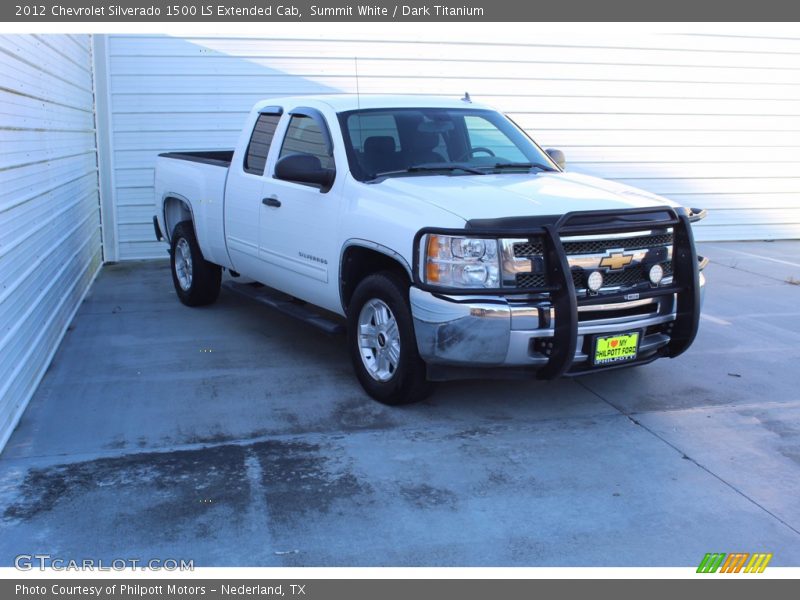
[413,206,703,379]
[536,207,701,379]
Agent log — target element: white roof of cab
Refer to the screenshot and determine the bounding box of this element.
[252,94,495,113]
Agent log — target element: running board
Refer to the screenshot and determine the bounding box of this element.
[222,281,346,335]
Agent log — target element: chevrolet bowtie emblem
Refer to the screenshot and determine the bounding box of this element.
[599,252,634,271]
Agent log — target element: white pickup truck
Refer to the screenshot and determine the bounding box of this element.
[154,95,707,405]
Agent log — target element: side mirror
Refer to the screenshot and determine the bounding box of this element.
[546,148,566,170]
[275,153,335,191]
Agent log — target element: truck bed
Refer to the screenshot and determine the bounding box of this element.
[155,150,232,267]
[158,150,234,168]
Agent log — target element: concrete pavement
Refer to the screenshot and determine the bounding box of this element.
[0,241,798,566]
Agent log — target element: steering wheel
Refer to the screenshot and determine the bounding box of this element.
[468,147,495,158]
[455,147,496,161]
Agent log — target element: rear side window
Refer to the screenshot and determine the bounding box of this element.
[278,115,334,170]
[244,113,281,175]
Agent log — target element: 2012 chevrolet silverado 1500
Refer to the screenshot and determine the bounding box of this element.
[154,95,707,405]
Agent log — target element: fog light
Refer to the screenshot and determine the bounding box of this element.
[587,270,604,292]
[648,263,664,285]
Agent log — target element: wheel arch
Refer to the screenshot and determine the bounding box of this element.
[339,241,412,313]
[162,194,195,242]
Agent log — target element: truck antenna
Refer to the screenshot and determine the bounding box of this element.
[355,56,364,150]
[461,92,471,103]
[354,57,362,110]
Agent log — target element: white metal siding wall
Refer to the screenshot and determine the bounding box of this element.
[0,35,102,449]
[105,32,800,260]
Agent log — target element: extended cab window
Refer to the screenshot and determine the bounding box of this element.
[278,115,334,170]
[244,113,281,175]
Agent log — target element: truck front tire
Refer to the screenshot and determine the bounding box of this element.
[347,271,432,405]
[170,221,221,307]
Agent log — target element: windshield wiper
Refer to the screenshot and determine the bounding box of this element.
[369,163,486,180]
[489,162,556,172]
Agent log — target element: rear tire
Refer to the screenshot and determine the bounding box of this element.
[347,271,432,405]
[170,221,221,307]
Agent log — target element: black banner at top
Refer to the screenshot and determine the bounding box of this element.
[4,0,800,21]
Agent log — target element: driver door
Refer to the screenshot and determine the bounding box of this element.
[257,108,341,309]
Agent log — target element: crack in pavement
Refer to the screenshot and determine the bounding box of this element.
[576,378,800,538]
[242,446,282,563]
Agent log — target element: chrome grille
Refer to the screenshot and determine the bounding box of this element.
[505,229,674,292]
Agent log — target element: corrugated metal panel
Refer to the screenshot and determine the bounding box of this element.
[105,32,800,258]
[0,34,102,449]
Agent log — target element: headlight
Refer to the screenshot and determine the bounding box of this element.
[422,234,500,288]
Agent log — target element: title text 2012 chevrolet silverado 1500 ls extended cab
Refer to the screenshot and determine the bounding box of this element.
[154,95,707,405]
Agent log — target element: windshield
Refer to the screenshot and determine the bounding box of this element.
[338,107,558,181]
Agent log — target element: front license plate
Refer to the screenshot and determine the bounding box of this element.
[593,331,640,366]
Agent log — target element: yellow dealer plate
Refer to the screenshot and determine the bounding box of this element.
[594,331,640,365]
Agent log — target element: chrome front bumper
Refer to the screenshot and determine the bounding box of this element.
[410,272,705,373]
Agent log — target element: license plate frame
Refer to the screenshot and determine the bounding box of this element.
[592,331,641,366]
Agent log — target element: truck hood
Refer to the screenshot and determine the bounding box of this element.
[375,171,679,221]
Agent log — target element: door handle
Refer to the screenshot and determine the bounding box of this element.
[262,196,281,208]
